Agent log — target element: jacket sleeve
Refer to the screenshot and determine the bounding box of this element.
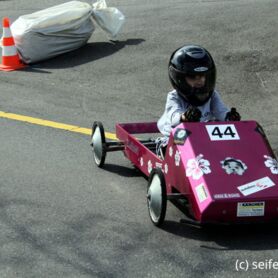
[166,92,184,127]
[157,91,186,136]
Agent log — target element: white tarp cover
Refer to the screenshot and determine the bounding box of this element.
[10,0,125,63]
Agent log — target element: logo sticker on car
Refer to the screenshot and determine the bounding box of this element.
[237,177,275,196]
[174,128,191,145]
[196,183,209,203]
[237,202,265,217]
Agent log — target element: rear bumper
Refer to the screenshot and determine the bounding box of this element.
[198,199,278,224]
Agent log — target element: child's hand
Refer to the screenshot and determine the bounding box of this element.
[225,107,241,121]
[181,106,202,122]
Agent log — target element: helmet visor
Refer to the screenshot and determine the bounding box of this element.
[185,74,206,89]
[169,67,216,105]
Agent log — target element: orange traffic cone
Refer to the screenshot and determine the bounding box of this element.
[0,17,26,71]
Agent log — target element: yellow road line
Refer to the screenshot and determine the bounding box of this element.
[0,111,118,140]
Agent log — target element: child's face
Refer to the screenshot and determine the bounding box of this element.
[184,73,210,103]
[185,74,206,88]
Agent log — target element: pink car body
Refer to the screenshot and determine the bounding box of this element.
[116,120,278,224]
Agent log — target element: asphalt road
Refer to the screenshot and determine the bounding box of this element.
[0,0,278,277]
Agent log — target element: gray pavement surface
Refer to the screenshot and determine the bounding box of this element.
[0,0,278,277]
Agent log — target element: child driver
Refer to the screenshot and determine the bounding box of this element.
[157,44,241,154]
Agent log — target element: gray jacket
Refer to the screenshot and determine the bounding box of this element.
[157,89,229,137]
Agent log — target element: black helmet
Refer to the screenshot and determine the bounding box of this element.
[168,45,216,106]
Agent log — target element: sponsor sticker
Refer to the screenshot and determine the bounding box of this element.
[237,177,275,196]
[127,140,139,154]
[196,183,209,203]
[206,124,240,141]
[237,202,265,217]
[174,128,191,145]
[155,162,162,169]
[214,193,240,199]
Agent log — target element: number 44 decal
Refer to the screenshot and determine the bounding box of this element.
[206,124,240,141]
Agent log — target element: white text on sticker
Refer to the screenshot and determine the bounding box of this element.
[214,193,240,199]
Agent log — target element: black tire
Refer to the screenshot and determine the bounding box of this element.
[91,121,106,168]
[147,168,167,226]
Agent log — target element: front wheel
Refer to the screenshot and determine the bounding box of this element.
[91,121,106,167]
[147,168,167,226]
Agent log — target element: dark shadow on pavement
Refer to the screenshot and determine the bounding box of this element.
[101,163,143,178]
[161,219,278,251]
[31,39,145,69]
[22,67,52,74]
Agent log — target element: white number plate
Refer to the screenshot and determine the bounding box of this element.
[206,124,240,141]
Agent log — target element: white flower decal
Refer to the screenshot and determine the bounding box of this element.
[186,154,211,180]
[175,150,181,166]
[221,157,247,176]
[264,155,278,174]
[164,164,168,174]
[140,157,144,167]
[148,160,153,174]
[169,147,173,157]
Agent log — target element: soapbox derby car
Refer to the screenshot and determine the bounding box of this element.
[90,120,278,226]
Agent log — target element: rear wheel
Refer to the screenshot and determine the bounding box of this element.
[147,168,167,226]
[91,121,106,167]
